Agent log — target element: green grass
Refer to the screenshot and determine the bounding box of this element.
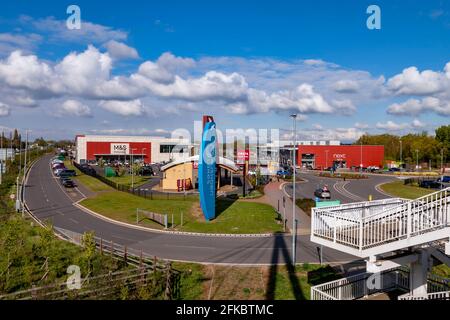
[379,180,435,199]
[295,198,315,217]
[65,161,112,192]
[80,190,283,234]
[172,262,205,300]
[106,175,153,188]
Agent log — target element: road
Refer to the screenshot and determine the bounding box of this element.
[284,172,397,204]
[25,155,358,265]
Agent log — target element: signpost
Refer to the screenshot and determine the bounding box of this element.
[198,115,217,221]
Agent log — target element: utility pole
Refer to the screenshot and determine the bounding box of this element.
[290,114,297,266]
[22,130,28,218]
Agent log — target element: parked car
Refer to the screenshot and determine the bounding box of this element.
[314,186,331,199]
[59,169,76,177]
[61,178,75,188]
[54,168,65,176]
[437,176,450,183]
[388,168,401,172]
[52,163,65,169]
[138,167,154,176]
[419,180,443,189]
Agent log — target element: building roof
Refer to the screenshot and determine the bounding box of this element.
[161,155,239,173]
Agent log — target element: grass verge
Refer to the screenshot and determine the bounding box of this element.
[80,190,283,234]
[65,161,112,192]
[379,180,435,199]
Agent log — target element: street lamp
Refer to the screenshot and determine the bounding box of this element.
[131,148,137,189]
[415,149,419,172]
[290,114,297,266]
[399,139,402,168]
[324,150,329,172]
[441,148,444,174]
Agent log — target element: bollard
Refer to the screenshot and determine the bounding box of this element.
[368,194,372,201]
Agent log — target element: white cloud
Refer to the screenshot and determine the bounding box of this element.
[412,118,426,128]
[0,102,11,117]
[354,122,369,129]
[387,66,445,96]
[387,97,450,116]
[0,33,42,56]
[331,99,357,115]
[29,16,128,44]
[104,40,139,60]
[333,80,359,93]
[56,100,92,117]
[98,99,145,116]
[376,120,411,131]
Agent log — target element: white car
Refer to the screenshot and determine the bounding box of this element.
[54,168,65,176]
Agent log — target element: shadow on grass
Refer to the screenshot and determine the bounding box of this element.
[214,197,237,219]
[265,236,305,300]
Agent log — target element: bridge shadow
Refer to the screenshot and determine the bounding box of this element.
[265,235,305,300]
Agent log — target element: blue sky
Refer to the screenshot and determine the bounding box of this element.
[0,0,449,141]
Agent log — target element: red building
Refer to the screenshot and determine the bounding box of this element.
[297,145,384,170]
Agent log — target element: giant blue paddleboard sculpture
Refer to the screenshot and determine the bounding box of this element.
[198,116,217,220]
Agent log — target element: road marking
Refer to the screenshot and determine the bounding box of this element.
[333,181,365,202]
[69,218,79,224]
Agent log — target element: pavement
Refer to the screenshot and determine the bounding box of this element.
[25,154,364,265]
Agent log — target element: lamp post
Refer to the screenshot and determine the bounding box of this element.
[22,130,29,218]
[325,150,329,172]
[399,139,402,169]
[290,114,297,266]
[131,148,137,189]
[415,149,419,172]
[441,148,444,174]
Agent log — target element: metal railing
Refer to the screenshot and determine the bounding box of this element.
[311,267,450,300]
[312,188,450,252]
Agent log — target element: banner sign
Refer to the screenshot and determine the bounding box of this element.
[198,116,217,221]
[110,143,129,155]
[237,150,250,161]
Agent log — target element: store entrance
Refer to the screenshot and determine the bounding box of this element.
[333,160,347,169]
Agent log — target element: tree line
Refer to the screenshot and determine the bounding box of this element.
[354,125,450,166]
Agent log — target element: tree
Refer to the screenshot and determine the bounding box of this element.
[435,125,450,147]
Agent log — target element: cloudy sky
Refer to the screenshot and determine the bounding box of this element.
[0,0,449,142]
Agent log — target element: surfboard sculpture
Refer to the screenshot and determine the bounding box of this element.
[198,116,217,221]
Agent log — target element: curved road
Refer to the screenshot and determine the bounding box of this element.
[284,172,397,204]
[25,155,358,265]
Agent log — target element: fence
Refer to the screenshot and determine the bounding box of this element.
[311,267,450,300]
[137,208,168,228]
[0,263,180,300]
[73,161,199,201]
[0,226,183,300]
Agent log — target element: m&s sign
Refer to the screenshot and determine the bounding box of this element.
[111,143,129,155]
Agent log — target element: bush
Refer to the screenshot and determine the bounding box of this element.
[295,198,315,216]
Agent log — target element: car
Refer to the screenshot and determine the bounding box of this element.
[276,170,291,176]
[419,180,443,189]
[138,167,154,176]
[59,169,76,177]
[54,168,65,176]
[314,186,331,199]
[61,178,75,188]
[437,176,450,183]
[388,167,401,172]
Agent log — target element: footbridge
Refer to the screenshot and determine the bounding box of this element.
[311,188,450,300]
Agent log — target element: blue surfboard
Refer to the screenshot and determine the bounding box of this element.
[198,121,217,220]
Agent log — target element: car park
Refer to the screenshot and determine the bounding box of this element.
[314,186,331,199]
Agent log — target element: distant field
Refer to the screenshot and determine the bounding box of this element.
[379,180,435,199]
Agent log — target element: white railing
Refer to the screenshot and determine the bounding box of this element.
[311,267,450,300]
[398,291,450,300]
[312,188,450,253]
[311,268,409,300]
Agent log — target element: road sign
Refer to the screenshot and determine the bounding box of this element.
[315,200,341,208]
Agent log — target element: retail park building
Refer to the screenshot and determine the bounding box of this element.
[75,135,384,170]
